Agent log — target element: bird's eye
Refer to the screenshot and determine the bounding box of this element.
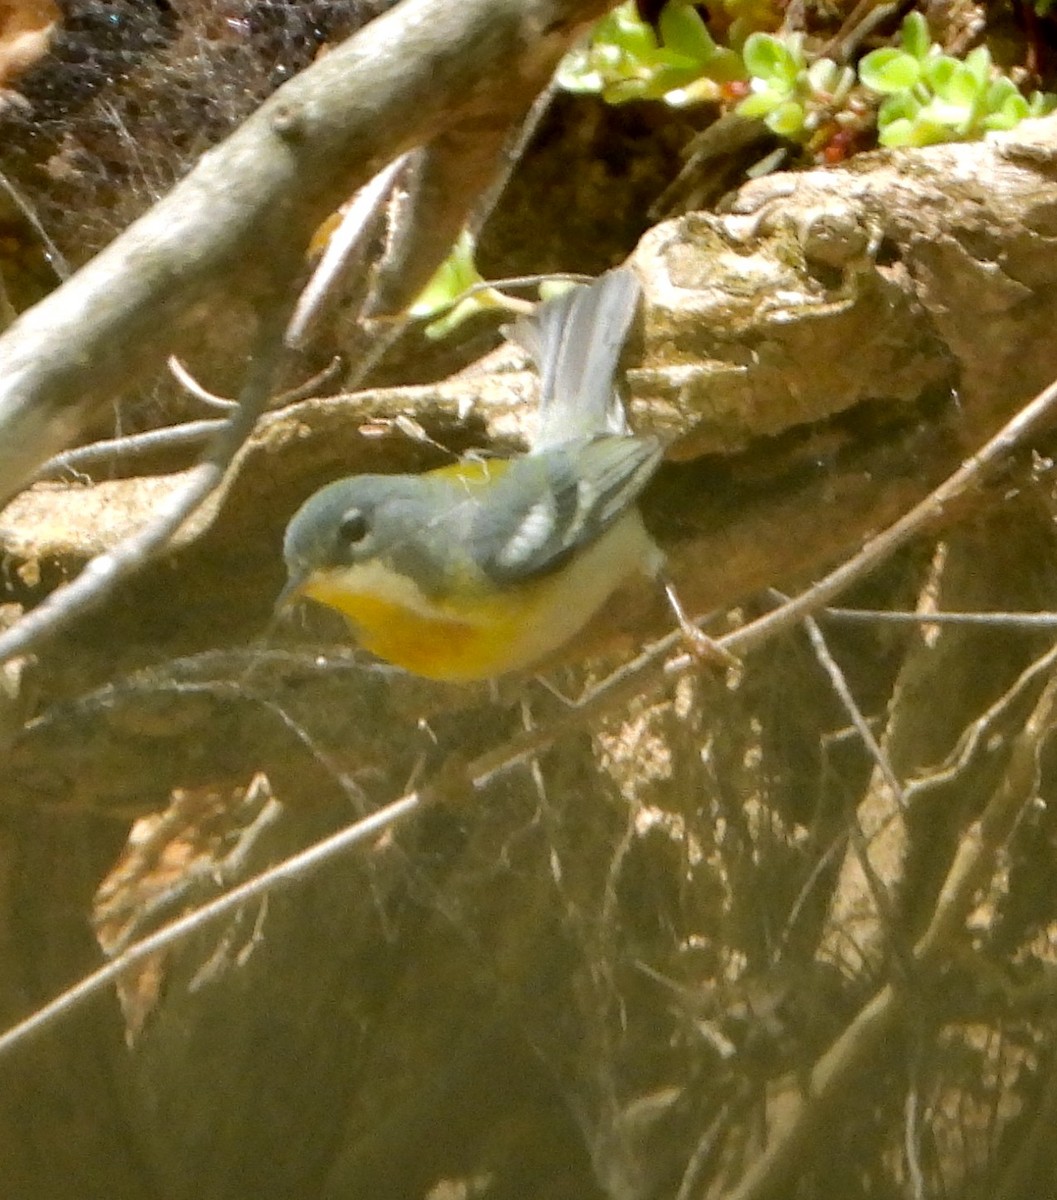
[338,508,370,545]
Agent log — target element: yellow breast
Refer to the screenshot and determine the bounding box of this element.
[299,512,657,682]
[302,585,531,681]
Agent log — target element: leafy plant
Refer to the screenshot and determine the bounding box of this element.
[557,1,744,106]
[409,232,515,340]
[859,11,1056,147]
[559,1,1055,157]
[735,31,855,140]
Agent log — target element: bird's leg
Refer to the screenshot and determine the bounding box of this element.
[661,575,740,671]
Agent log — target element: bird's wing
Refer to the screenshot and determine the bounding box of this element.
[468,435,662,585]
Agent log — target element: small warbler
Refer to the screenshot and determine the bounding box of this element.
[281,268,682,682]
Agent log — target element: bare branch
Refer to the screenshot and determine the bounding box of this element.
[0,787,425,1061]
[0,0,612,501]
[717,669,1057,1200]
[801,608,910,971]
[285,152,414,348]
[33,420,225,480]
[825,607,1057,629]
[0,302,291,664]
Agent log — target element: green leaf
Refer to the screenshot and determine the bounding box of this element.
[963,45,993,88]
[916,96,973,133]
[555,55,602,93]
[648,47,709,75]
[877,91,922,126]
[877,117,916,146]
[421,296,486,340]
[984,75,1020,109]
[412,229,513,338]
[921,54,956,94]
[659,2,717,63]
[557,0,752,109]
[608,6,659,58]
[736,87,781,117]
[903,115,958,146]
[743,32,799,86]
[982,91,1029,130]
[900,10,931,60]
[624,64,701,100]
[705,45,749,83]
[765,99,806,136]
[934,61,984,108]
[859,48,921,93]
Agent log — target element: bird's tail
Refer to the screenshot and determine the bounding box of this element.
[507,267,641,450]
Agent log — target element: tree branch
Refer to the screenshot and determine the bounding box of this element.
[0,0,612,501]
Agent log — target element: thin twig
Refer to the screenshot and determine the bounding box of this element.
[801,608,911,973]
[722,376,1057,655]
[914,673,1057,961]
[799,600,907,808]
[33,350,346,479]
[0,301,293,665]
[904,1057,926,1200]
[490,372,1057,753]
[825,607,1057,629]
[99,794,285,959]
[286,152,413,350]
[168,356,239,410]
[466,77,559,241]
[0,168,70,281]
[33,420,226,479]
[167,352,344,414]
[0,788,424,1060]
[675,1100,734,1200]
[903,641,1057,802]
[823,0,911,61]
[716,671,1057,1200]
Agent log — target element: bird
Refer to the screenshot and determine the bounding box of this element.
[280,268,716,682]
